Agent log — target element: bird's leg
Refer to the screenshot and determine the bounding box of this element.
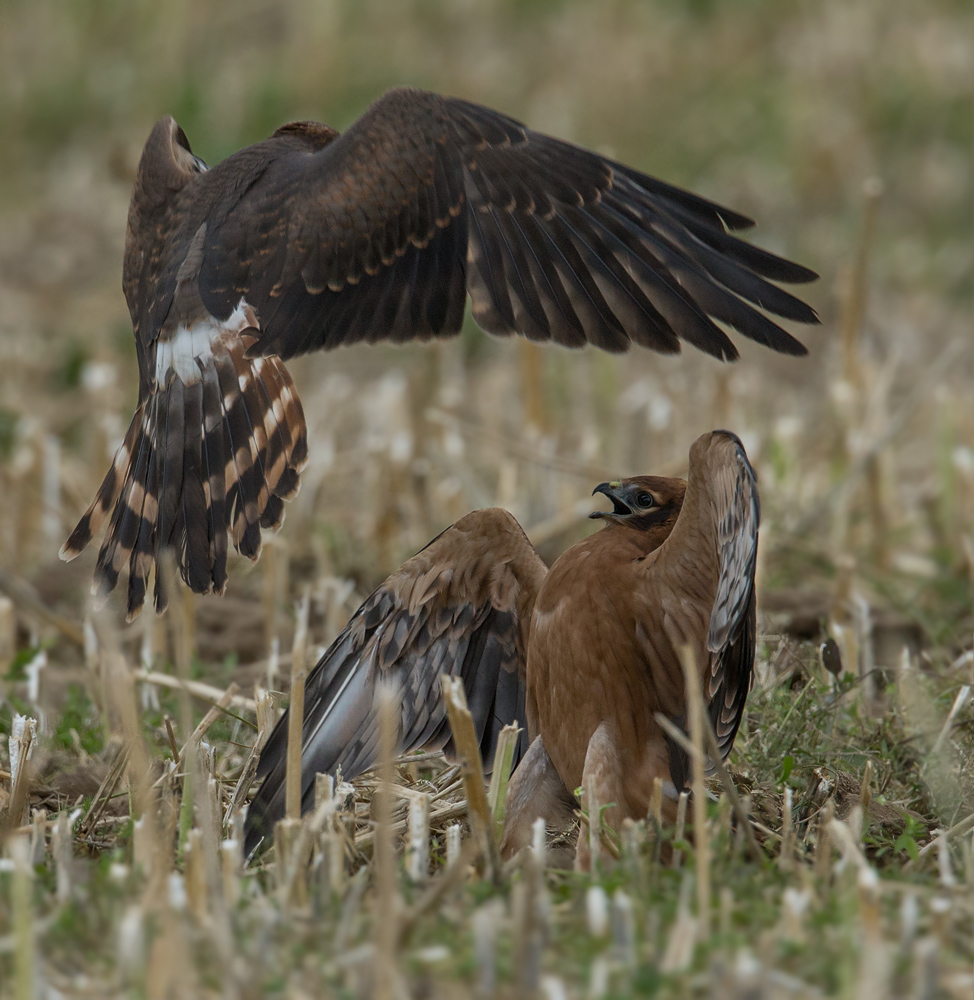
[500,735,576,861]
[575,721,627,873]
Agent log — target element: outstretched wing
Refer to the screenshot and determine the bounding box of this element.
[63,86,815,617]
[193,87,817,363]
[243,507,547,856]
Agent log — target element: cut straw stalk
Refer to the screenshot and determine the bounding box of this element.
[679,645,711,940]
[11,836,34,1000]
[815,799,836,882]
[53,811,72,904]
[0,594,14,673]
[660,873,697,974]
[314,772,345,895]
[1,714,36,841]
[446,823,462,866]
[374,683,400,1000]
[585,772,602,874]
[473,899,503,999]
[92,615,170,893]
[158,554,193,746]
[671,791,689,868]
[275,818,311,909]
[441,675,501,883]
[513,845,544,994]
[225,688,276,831]
[407,792,431,881]
[779,786,794,872]
[486,723,520,843]
[285,592,310,820]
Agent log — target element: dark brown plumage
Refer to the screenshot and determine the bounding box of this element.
[243,507,546,856]
[60,87,815,617]
[519,430,757,868]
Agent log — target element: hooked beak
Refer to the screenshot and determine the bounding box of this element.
[589,481,632,519]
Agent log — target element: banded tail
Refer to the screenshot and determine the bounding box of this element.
[60,326,307,619]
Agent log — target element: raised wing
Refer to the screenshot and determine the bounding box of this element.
[703,432,759,760]
[643,430,758,788]
[243,507,546,856]
[63,87,813,618]
[195,87,818,362]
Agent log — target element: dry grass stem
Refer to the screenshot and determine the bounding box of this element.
[285,592,310,821]
[134,669,257,714]
[672,790,689,868]
[374,684,400,1000]
[0,595,14,672]
[440,675,501,883]
[680,646,711,940]
[2,715,36,840]
[485,723,520,843]
[406,791,431,881]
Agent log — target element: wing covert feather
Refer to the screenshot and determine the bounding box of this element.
[180,87,816,364]
[243,507,546,855]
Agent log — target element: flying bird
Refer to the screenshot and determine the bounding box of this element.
[516,429,757,868]
[59,86,813,617]
[244,430,755,864]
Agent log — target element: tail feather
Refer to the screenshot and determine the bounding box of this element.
[59,408,142,561]
[92,415,152,601]
[212,339,266,559]
[61,328,308,618]
[126,394,164,618]
[249,351,303,503]
[199,359,229,594]
[159,375,185,553]
[179,379,211,594]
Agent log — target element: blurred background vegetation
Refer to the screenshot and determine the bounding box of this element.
[0,0,970,642]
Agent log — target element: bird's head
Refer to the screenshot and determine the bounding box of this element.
[589,476,687,537]
[139,117,208,207]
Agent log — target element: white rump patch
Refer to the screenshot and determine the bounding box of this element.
[154,299,255,385]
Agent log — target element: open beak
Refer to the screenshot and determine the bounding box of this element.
[589,482,632,519]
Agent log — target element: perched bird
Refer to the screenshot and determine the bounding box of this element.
[243,506,547,857]
[244,430,757,865]
[519,429,757,868]
[59,87,816,618]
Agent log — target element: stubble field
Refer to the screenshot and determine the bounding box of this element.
[0,1,971,996]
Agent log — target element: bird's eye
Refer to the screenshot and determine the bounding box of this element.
[636,492,654,507]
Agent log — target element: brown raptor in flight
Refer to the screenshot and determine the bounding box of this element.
[243,430,757,864]
[60,87,812,617]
